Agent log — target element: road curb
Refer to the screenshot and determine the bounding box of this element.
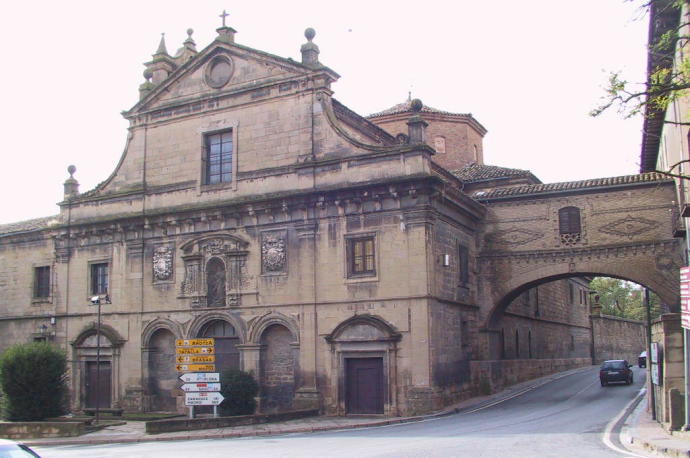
[621,393,690,458]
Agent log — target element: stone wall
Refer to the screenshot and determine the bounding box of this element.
[591,314,646,364]
[0,421,84,439]
[650,313,685,430]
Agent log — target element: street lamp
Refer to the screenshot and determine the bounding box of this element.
[90,294,110,424]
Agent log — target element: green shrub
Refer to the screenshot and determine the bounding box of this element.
[219,369,258,416]
[0,342,68,421]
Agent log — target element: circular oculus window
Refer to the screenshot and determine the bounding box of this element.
[205,56,234,88]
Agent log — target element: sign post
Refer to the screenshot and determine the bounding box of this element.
[175,338,222,418]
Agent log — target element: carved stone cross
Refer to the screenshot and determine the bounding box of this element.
[219,10,229,27]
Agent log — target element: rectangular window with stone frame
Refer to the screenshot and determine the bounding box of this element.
[347,236,376,277]
[203,130,233,185]
[90,262,109,295]
[33,266,51,299]
[458,244,469,286]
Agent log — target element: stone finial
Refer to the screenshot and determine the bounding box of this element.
[215,10,237,44]
[174,28,198,64]
[144,33,177,85]
[406,98,428,144]
[63,165,79,199]
[301,27,320,67]
[139,68,155,99]
[155,33,169,56]
[184,28,196,50]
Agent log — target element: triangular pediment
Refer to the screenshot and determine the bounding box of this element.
[128,41,334,116]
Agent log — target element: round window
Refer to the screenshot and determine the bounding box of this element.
[205,56,234,88]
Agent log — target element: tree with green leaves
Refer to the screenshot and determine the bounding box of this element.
[589,277,664,321]
[591,0,690,178]
[0,342,69,421]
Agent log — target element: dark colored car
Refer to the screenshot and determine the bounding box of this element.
[0,439,41,458]
[639,351,647,368]
[600,360,633,386]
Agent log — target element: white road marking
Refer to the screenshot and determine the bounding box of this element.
[602,387,647,457]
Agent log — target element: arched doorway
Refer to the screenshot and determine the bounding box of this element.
[325,315,401,415]
[259,324,296,412]
[198,319,239,373]
[147,328,177,411]
[71,326,124,411]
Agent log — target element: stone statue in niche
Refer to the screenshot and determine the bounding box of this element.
[206,258,226,307]
[153,246,173,281]
[262,232,286,273]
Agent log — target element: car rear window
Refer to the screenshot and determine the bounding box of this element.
[601,361,626,370]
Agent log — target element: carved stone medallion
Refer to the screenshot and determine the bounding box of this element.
[262,231,287,273]
[153,245,173,281]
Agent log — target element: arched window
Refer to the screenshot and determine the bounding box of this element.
[558,206,581,245]
[206,258,226,307]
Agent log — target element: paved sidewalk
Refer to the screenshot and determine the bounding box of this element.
[20,367,690,457]
[622,396,690,457]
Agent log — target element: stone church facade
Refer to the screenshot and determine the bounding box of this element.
[0,21,665,416]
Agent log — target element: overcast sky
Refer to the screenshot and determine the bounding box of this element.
[0,0,649,224]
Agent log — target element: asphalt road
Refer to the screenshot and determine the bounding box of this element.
[35,366,648,458]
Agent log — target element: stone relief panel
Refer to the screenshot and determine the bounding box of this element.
[598,216,660,239]
[152,245,174,282]
[179,234,249,308]
[261,230,287,274]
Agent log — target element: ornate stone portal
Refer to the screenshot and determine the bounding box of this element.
[179,234,249,307]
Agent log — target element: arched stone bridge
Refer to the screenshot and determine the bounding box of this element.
[474,173,684,335]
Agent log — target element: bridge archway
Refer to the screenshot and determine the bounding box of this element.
[478,241,682,332]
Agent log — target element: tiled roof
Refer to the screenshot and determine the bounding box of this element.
[367,100,471,118]
[452,163,538,182]
[0,215,60,236]
[472,172,670,200]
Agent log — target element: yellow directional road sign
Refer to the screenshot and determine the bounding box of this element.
[176,338,215,347]
[175,355,215,364]
[175,347,215,355]
[175,364,216,372]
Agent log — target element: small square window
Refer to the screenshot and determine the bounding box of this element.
[347,236,376,277]
[33,266,50,299]
[90,263,109,295]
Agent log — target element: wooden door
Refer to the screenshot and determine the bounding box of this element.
[345,358,383,414]
[85,361,111,408]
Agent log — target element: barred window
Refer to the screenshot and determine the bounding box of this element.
[34,266,50,298]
